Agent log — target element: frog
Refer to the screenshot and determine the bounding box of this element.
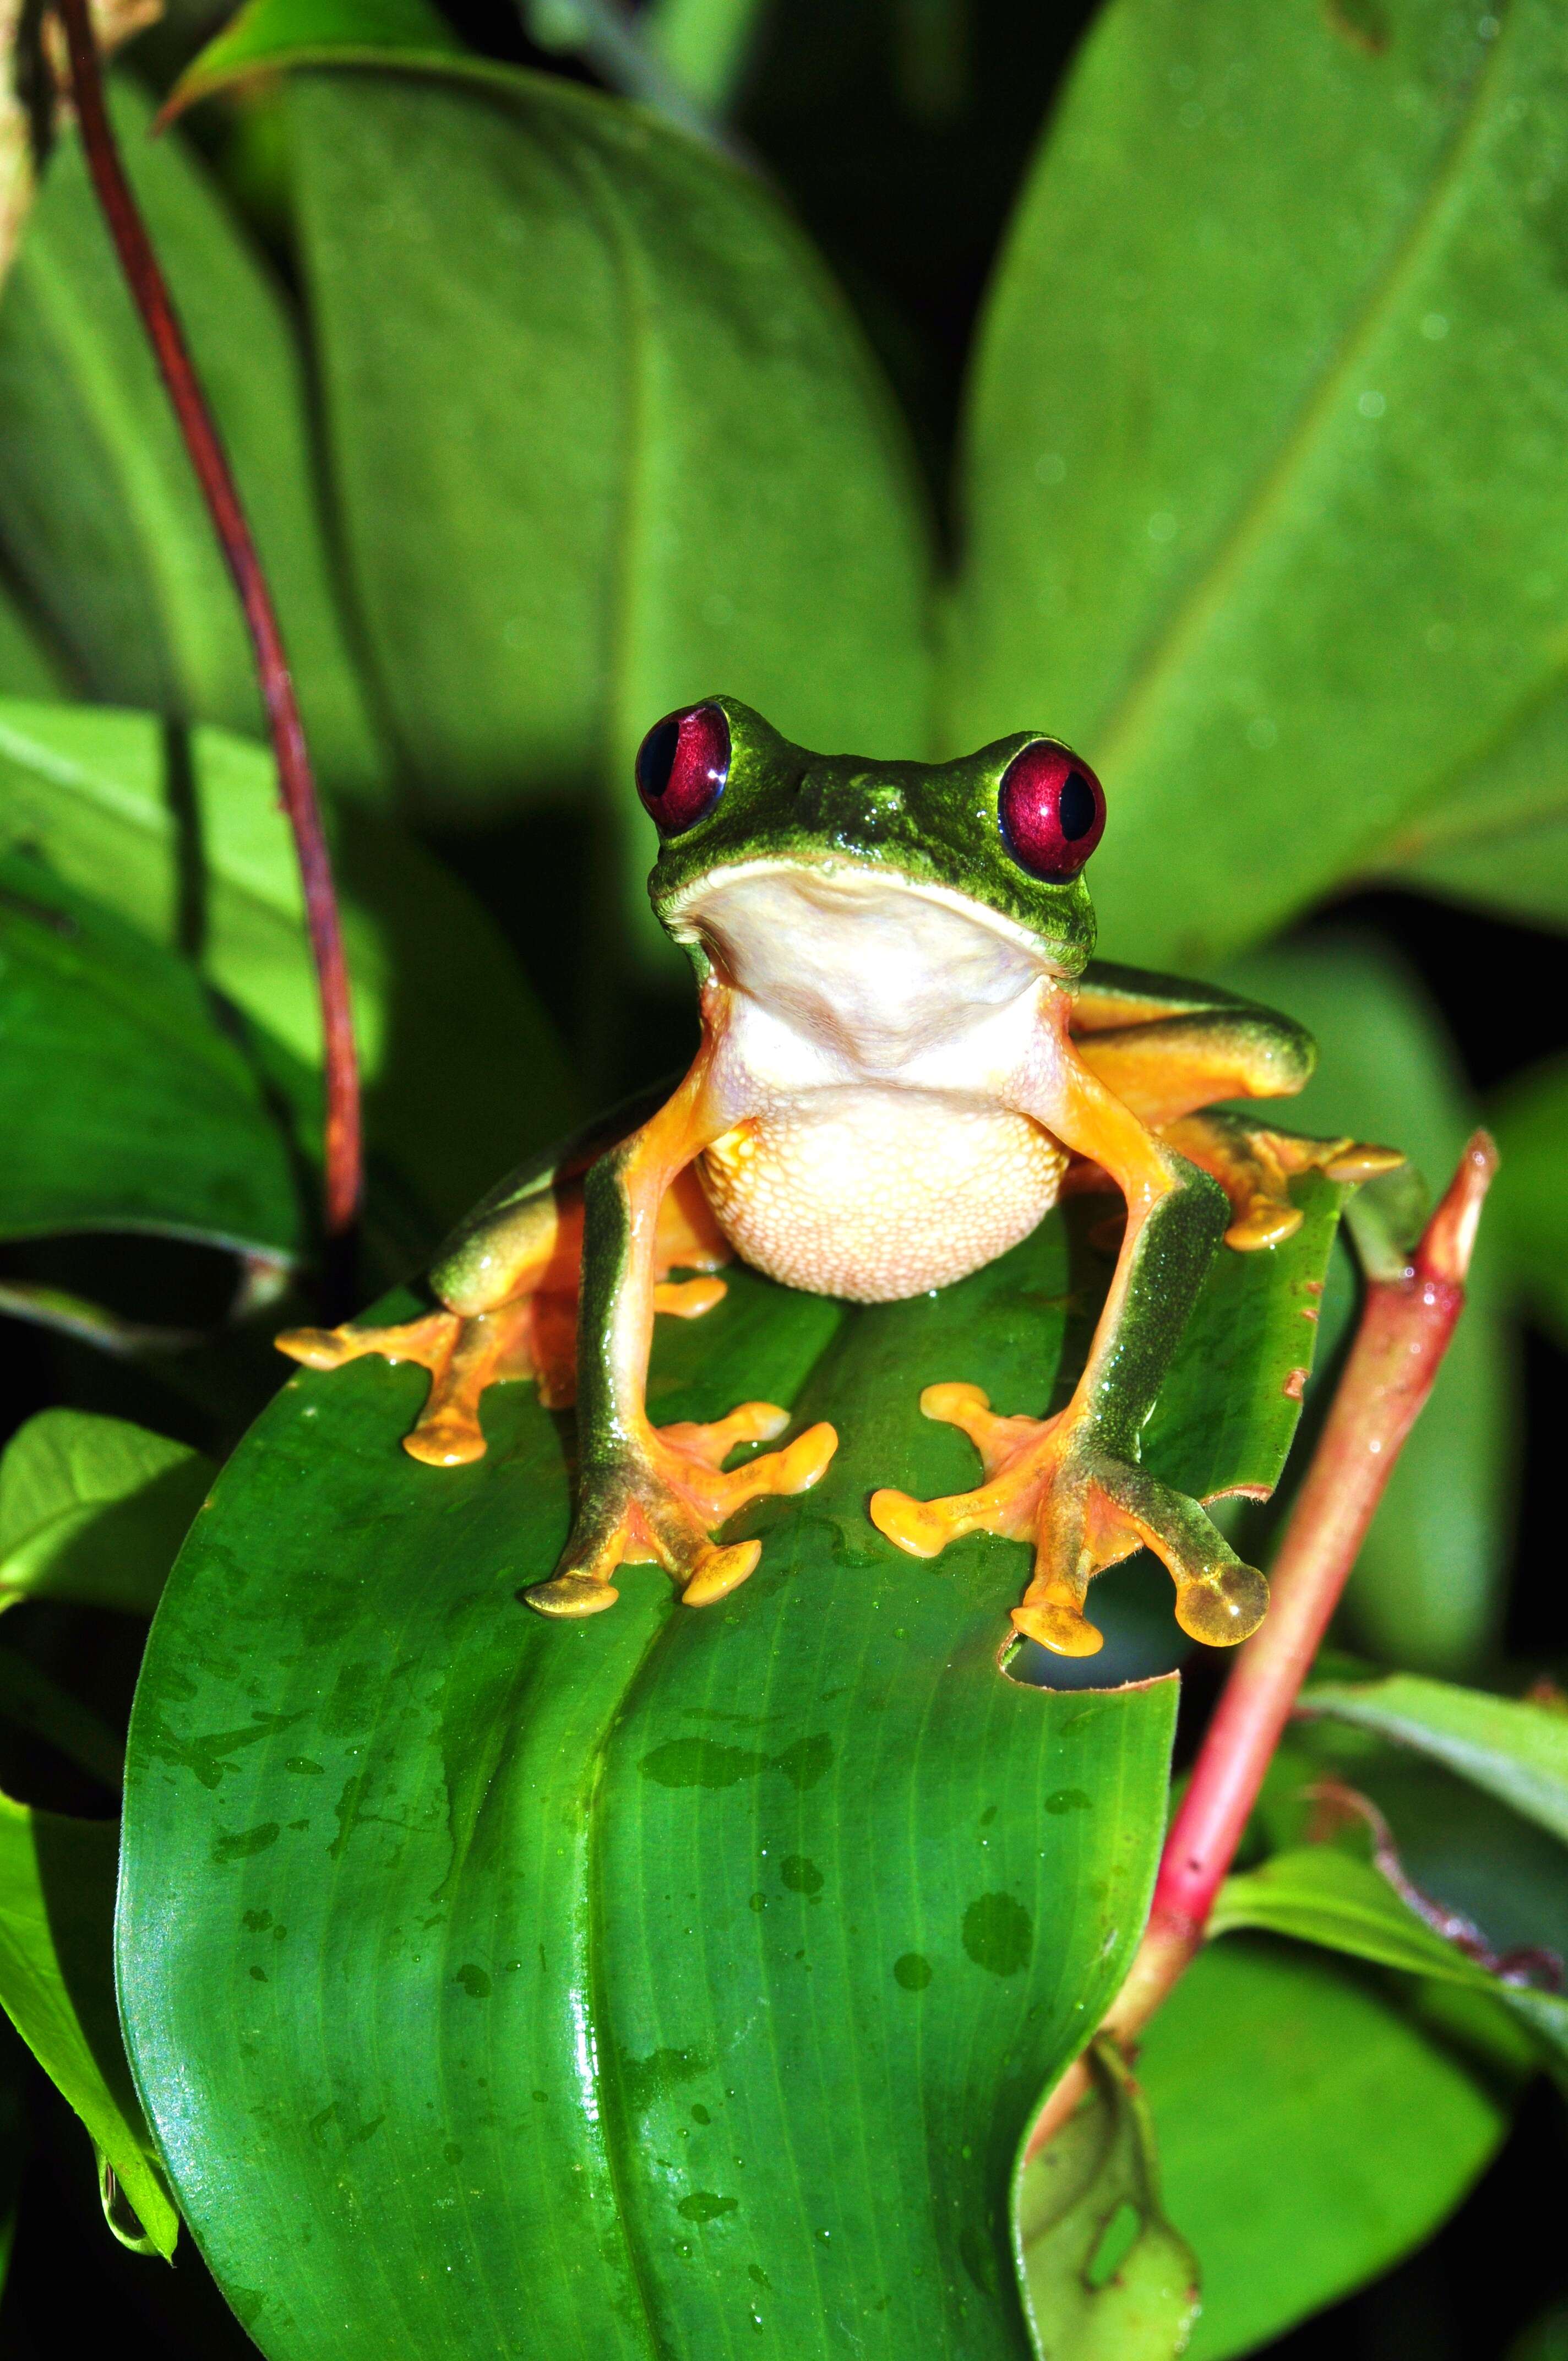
[277,699,1398,1658]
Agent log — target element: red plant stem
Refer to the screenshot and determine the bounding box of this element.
[52,0,362,1243]
[1027,1131,1498,2158]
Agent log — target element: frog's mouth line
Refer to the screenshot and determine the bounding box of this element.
[661,855,1074,979]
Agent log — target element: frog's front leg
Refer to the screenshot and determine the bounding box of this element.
[870,987,1268,1658]
[1069,972,1400,1248]
[525,1011,837,1622]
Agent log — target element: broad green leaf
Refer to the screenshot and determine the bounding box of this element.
[1223,936,1515,1676]
[1137,1937,1519,2361]
[950,0,1568,967]
[1211,1846,1568,2079]
[0,1792,177,2257]
[287,58,931,805]
[1302,1672,1568,1851]
[0,853,304,1256]
[0,1411,213,1619]
[0,699,575,1236]
[198,22,934,954]
[0,80,383,798]
[1487,1056,1568,1345]
[1016,2038,1198,2359]
[119,1176,1342,2358]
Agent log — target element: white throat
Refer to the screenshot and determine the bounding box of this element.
[671,861,1055,1077]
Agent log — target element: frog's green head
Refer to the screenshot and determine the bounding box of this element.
[639,698,1103,983]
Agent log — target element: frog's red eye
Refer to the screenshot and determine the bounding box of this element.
[998,740,1106,881]
[636,703,730,833]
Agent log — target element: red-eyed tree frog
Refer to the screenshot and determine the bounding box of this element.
[280,701,1397,1658]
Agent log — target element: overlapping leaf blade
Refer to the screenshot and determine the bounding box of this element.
[0,699,575,1237]
[170,0,933,967]
[120,1173,1343,2359]
[0,1794,177,2257]
[1302,1672,1568,1849]
[0,852,304,1255]
[1211,1846,1568,2077]
[285,53,933,858]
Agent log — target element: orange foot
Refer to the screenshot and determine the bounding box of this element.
[525,1404,839,1617]
[869,1381,1266,1657]
[276,1274,728,1464]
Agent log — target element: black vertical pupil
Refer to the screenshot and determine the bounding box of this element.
[636,717,681,802]
[1059,770,1096,841]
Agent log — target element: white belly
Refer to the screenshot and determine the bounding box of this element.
[699,1091,1066,1302]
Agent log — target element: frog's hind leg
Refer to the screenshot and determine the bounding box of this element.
[275,1162,734,1461]
[277,1296,551,1464]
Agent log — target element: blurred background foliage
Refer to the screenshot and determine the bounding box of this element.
[1,0,1567,2354]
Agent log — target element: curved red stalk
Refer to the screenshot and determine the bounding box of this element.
[1028,1132,1499,2156]
[52,0,362,1248]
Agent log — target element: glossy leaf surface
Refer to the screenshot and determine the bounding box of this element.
[1138,1937,1519,2361]
[0,1411,212,1618]
[0,853,304,1255]
[121,1175,1342,2359]
[0,1794,177,2257]
[951,0,1568,966]
[0,699,575,1237]
[1303,1672,1568,1849]
[0,81,383,797]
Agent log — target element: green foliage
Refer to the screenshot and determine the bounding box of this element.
[0,1409,212,1617]
[1211,1847,1568,2081]
[119,1185,1337,2358]
[0,697,575,1241]
[949,0,1568,964]
[0,0,1560,2347]
[0,1793,178,2257]
[188,8,934,969]
[1488,1055,1568,1347]
[1303,1671,1568,1850]
[0,852,306,1256]
[1016,2040,1199,2359]
[1139,1940,1521,2361]
[0,80,383,797]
